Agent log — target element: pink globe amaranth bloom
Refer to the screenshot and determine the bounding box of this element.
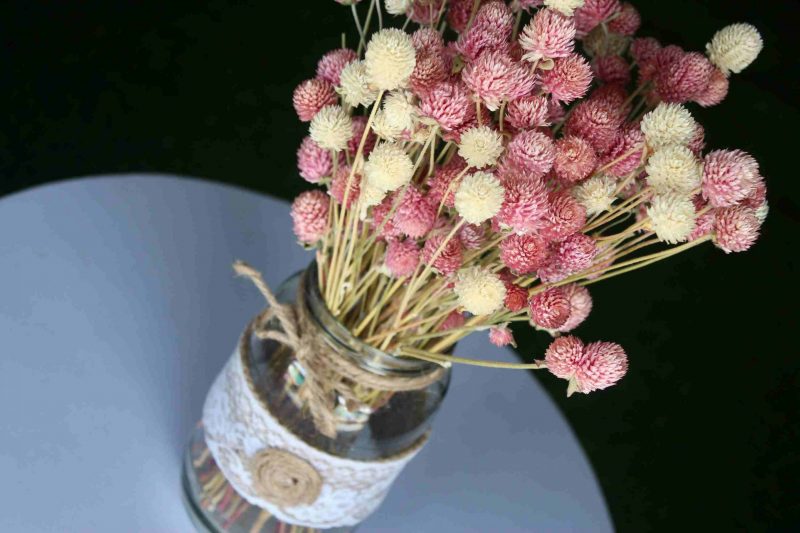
[713,206,761,253]
[462,50,537,111]
[428,156,468,208]
[541,53,594,104]
[505,95,551,131]
[548,99,566,123]
[498,272,529,312]
[455,1,514,62]
[438,310,466,331]
[291,190,330,244]
[688,196,715,241]
[500,130,556,180]
[385,238,421,277]
[489,325,516,347]
[555,232,598,273]
[687,123,706,156]
[494,176,550,234]
[297,136,339,183]
[459,223,487,249]
[394,186,437,239]
[530,287,571,329]
[349,115,377,158]
[565,98,624,154]
[500,233,549,274]
[693,68,729,107]
[446,0,474,33]
[441,100,486,143]
[702,149,760,207]
[553,135,598,184]
[630,37,661,83]
[588,83,630,113]
[557,284,593,332]
[607,2,640,36]
[592,55,631,85]
[371,193,403,240]
[329,165,361,208]
[519,8,576,62]
[574,0,622,38]
[602,124,645,178]
[412,27,446,54]
[292,78,339,122]
[410,49,449,96]
[741,179,767,209]
[316,48,358,85]
[421,233,463,275]
[418,81,472,132]
[545,336,628,395]
[409,0,445,24]
[655,51,715,103]
[541,192,588,241]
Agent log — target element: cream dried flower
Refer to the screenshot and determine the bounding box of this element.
[572,174,617,216]
[640,103,697,150]
[454,171,505,224]
[338,60,378,108]
[706,23,763,76]
[645,145,702,194]
[646,193,696,244]
[458,126,505,168]
[755,201,769,224]
[358,182,388,219]
[365,28,417,91]
[372,90,418,140]
[364,142,414,192]
[544,0,585,17]
[385,0,411,16]
[454,266,507,316]
[309,105,353,152]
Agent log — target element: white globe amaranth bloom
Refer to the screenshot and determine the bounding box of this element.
[363,141,414,192]
[640,103,697,150]
[364,28,417,91]
[645,145,702,195]
[309,105,353,152]
[454,266,507,316]
[371,90,418,140]
[384,0,412,16]
[338,60,378,108]
[646,193,697,244]
[458,126,505,168]
[706,23,763,76]
[755,201,769,224]
[543,0,585,17]
[572,174,617,216]
[454,171,505,224]
[358,182,387,220]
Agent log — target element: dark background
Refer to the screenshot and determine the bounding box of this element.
[4,1,798,530]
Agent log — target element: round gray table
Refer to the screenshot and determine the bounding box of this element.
[0,175,612,532]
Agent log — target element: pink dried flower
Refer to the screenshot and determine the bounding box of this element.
[500,130,556,180]
[565,98,624,153]
[553,135,598,183]
[655,51,715,103]
[592,55,631,85]
[489,325,516,347]
[394,186,437,238]
[544,336,628,395]
[385,238,420,277]
[741,180,767,210]
[557,284,593,332]
[409,0,446,24]
[541,53,594,103]
[505,95,551,131]
[541,192,588,241]
[421,233,464,275]
[497,271,529,312]
[574,0,621,38]
[607,2,640,36]
[455,1,514,61]
[291,190,330,244]
[463,50,537,110]
[548,99,566,123]
[602,124,645,178]
[410,50,449,95]
[530,287,572,329]
[536,258,569,283]
[418,81,472,131]
[459,223,487,249]
[316,48,358,85]
[688,195,715,242]
[494,176,550,234]
[555,232,598,273]
[446,0,474,33]
[412,27,446,54]
[519,8,576,62]
[630,37,661,66]
[713,206,761,253]
[687,123,706,156]
[438,310,466,331]
[693,68,729,107]
[348,115,377,158]
[702,149,760,207]
[329,165,361,207]
[297,136,338,183]
[371,193,403,239]
[500,233,549,274]
[428,156,468,208]
[292,79,339,122]
[588,83,630,112]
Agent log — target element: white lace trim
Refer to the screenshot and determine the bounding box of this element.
[202,342,427,528]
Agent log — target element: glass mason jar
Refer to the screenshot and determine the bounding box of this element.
[182,265,452,532]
